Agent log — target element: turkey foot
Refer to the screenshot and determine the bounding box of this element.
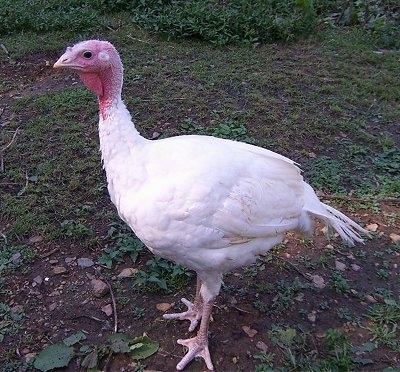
[176,335,213,371]
[163,297,202,332]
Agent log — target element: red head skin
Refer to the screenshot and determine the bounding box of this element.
[54,40,123,119]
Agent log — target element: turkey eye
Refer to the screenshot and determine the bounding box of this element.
[83,51,92,59]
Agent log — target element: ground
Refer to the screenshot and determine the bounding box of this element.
[0,30,399,372]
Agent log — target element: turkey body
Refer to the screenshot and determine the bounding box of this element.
[54,40,368,371]
[100,101,308,272]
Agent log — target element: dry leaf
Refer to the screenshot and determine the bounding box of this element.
[389,233,400,243]
[117,267,138,278]
[102,304,113,317]
[156,302,173,312]
[242,325,258,338]
[366,223,379,232]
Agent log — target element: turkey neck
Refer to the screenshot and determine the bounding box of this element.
[79,63,123,121]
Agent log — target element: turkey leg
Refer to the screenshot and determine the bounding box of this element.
[163,276,203,332]
[176,298,215,370]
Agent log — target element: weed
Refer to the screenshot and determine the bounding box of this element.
[322,329,353,370]
[132,307,146,319]
[59,219,93,239]
[365,299,400,351]
[97,223,144,269]
[133,256,192,292]
[330,271,351,295]
[0,303,24,342]
[253,350,275,368]
[376,268,389,280]
[272,277,313,312]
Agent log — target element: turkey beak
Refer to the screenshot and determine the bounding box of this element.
[53,54,70,68]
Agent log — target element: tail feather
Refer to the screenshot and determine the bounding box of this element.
[303,182,369,245]
[320,203,369,244]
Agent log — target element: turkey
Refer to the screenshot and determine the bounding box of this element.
[54,40,368,371]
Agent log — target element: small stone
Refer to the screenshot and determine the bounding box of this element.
[49,259,59,265]
[242,325,258,338]
[351,264,361,271]
[29,235,43,244]
[156,302,173,312]
[33,275,43,285]
[307,312,316,322]
[335,260,346,271]
[24,352,37,363]
[49,290,60,297]
[77,257,94,268]
[91,279,109,298]
[102,304,113,317]
[365,295,377,304]
[53,266,67,275]
[311,274,326,289]
[256,341,269,352]
[117,267,138,278]
[65,257,76,264]
[49,302,58,311]
[11,253,21,263]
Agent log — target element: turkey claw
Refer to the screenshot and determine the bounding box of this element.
[176,336,214,371]
[163,298,202,332]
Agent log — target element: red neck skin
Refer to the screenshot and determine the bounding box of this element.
[79,66,122,121]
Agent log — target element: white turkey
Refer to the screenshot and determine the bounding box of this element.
[54,40,368,371]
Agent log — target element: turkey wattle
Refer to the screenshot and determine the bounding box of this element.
[54,40,368,371]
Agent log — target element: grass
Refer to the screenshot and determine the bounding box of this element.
[0,2,399,371]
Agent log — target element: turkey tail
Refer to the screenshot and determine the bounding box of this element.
[302,182,369,245]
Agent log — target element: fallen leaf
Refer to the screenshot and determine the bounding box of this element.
[366,223,378,232]
[389,233,400,243]
[102,304,113,317]
[156,302,173,312]
[117,267,138,278]
[242,325,258,338]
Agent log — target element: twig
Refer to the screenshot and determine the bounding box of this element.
[271,254,312,281]
[0,43,9,56]
[101,275,118,333]
[40,248,59,259]
[141,97,188,102]
[1,127,20,152]
[127,34,152,44]
[0,127,20,172]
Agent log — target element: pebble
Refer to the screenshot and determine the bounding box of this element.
[335,260,346,271]
[65,257,76,264]
[351,264,361,271]
[91,279,109,298]
[53,266,68,275]
[77,257,94,268]
[102,304,113,317]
